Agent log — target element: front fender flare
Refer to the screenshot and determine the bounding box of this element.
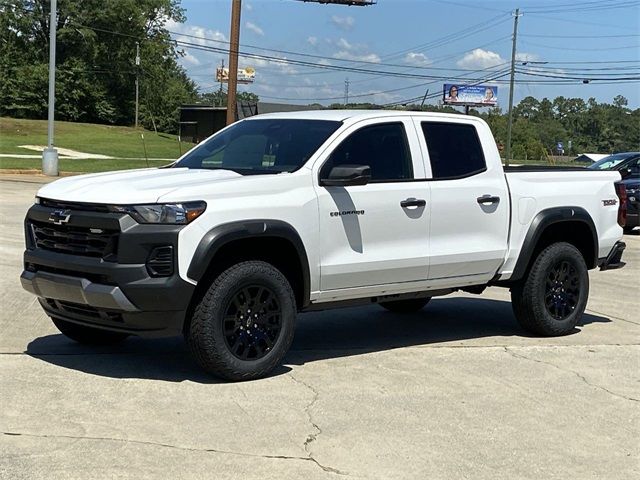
[187,219,311,307]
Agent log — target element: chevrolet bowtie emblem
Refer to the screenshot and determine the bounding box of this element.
[48,209,71,225]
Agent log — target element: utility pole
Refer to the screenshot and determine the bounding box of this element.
[226,0,242,125]
[420,89,429,109]
[135,41,140,128]
[505,7,521,167]
[42,0,58,176]
[218,59,225,106]
[344,78,349,105]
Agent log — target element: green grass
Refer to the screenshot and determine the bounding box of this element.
[0,117,194,160]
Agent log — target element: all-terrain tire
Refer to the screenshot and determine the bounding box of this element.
[52,318,129,345]
[511,242,589,336]
[186,261,297,381]
[379,297,431,314]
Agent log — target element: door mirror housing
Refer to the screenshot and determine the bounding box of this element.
[320,165,371,187]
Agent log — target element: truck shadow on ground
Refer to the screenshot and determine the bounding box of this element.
[26,297,610,383]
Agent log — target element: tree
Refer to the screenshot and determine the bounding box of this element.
[0,0,197,132]
[613,95,628,108]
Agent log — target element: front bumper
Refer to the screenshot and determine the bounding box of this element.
[22,202,196,337]
[598,241,626,271]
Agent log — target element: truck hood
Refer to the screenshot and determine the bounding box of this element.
[37,168,243,204]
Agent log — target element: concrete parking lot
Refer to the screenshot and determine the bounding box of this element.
[0,176,638,480]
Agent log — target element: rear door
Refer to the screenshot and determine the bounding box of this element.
[415,119,509,283]
[313,117,430,291]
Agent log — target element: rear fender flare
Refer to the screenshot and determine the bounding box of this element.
[510,206,598,282]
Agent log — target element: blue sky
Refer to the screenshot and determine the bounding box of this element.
[170,0,640,108]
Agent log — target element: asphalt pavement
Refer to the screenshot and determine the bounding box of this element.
[0,176,638,480]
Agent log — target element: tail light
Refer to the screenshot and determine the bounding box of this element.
[614,182,627,228]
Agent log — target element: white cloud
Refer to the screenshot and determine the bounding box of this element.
[245,3,253,11]
[331,15,355,31]
[245,21,264,36]
[166,19,227,46]
[167,20,227,71]
[307,36,318,46]
[456,49,505,69]
[333,51,381,63]
[403,52,431,67]
[241,54,298,75]
[182,52,201,66]
[515,52,540,63]
[337,38,353,50]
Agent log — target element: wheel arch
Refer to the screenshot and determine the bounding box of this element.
[186,220,311,312]
[509,207,598,283]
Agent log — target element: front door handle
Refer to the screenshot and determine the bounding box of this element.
[401,198,426,208]
[477,195,500,205]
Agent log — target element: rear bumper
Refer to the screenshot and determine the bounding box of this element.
[598,241,626,271]
[625,212,639,228]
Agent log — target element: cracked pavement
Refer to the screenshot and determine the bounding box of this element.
[1,177,639,479]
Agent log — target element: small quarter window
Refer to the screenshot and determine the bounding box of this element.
[421,122,486,179]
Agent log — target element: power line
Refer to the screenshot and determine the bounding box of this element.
[515,69,640,81]
[521,33,640,39]
[524,0,639,14]
[521,40,640,52]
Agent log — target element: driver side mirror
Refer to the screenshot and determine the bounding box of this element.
[620,167,632,179]
[320,165,371,187]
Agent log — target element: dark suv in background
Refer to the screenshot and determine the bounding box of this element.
[589,152,640,233]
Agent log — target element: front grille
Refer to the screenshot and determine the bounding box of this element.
[39,198,112,213]
[44,298,124,322]
[29,220,119,259]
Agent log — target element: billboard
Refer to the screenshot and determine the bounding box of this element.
[216,67,256,84]
[443,84,498,106]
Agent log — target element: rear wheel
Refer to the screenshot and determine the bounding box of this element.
[511,242,588,336]
[379,297,431,314]
[186,261,297,381]
[52,318,129,345]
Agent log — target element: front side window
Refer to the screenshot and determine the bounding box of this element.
[421,122,486,179]
[176,119,342,174]
[321,122,413,182]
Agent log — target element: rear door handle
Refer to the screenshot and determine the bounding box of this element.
[477,195,500,205]
[401,198,426,208]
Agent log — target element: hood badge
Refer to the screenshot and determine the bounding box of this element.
[48,209,71,225]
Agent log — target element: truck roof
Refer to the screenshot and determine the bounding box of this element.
[246,109,483,123]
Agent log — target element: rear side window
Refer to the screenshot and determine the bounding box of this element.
[322,122,413,182]
[421,122,486,179]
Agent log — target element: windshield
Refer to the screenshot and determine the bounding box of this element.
[175,119,342,174]
[588,153,636,170]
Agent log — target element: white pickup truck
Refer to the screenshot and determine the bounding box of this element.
[21,111,627,380]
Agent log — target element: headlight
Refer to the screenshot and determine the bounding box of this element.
[114,201,206,224]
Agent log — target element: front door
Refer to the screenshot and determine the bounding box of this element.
[314,118,430,291]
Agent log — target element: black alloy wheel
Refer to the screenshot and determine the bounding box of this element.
[187,260,297,381]
[223,285,282,361]
[544,260,580,320]
[511,242,589,337]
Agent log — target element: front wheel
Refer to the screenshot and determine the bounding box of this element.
[511,242,589,336]
[186,261,297,381]
[52,318,129,345]
[379,297,431,314]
